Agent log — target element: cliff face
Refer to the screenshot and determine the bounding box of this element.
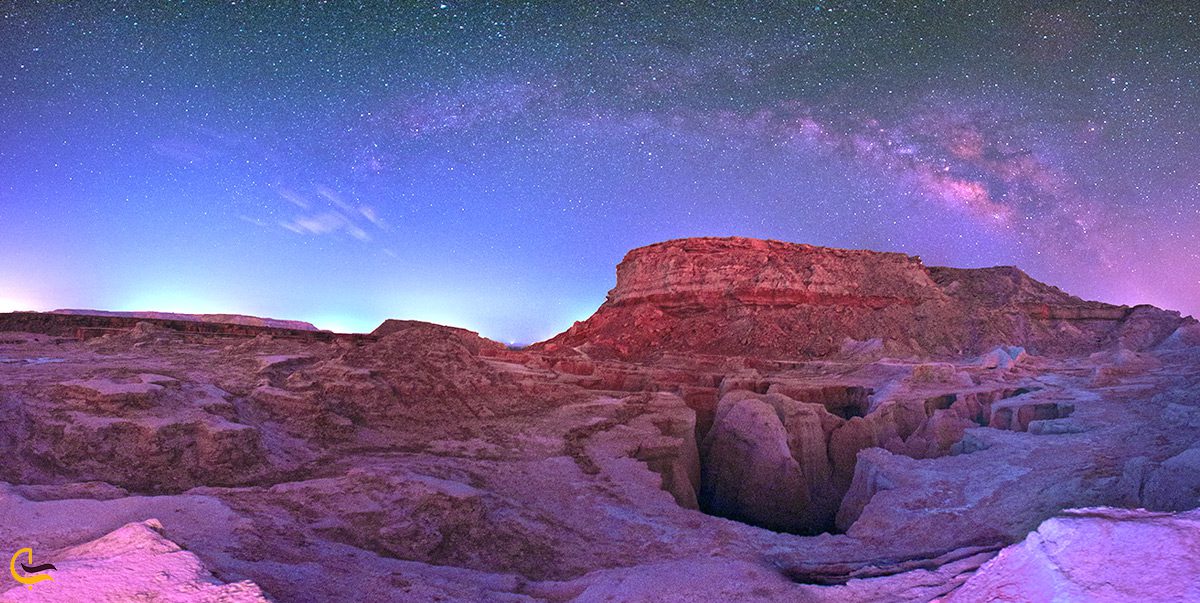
[538,237,1189,360]
[604,237,943,310]
[3,239,1200,602]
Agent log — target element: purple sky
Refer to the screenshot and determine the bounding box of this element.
[1,2,1197,342]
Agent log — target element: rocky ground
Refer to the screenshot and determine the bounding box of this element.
[2,237,1199,602]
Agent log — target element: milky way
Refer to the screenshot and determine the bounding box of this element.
[1,2,1197,341]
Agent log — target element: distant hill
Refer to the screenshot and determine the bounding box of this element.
[51,309,320,331]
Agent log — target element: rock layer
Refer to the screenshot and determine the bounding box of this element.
[1,236,1198,602]
[52,308,320,331]
[539,237,1190,360]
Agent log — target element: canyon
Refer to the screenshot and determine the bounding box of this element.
[1,236,1198,602]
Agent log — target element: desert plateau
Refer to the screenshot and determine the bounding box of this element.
[5,2,1199,600]
[2,237,1199,601]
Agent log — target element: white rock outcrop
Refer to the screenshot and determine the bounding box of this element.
[1,519,268,602]
[946,507,1200,602]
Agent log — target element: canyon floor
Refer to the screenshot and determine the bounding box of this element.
[2,237,1199,602]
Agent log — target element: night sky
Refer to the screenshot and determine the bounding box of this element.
[2,2,1197,342]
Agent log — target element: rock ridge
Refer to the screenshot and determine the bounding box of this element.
[539,236,1190,360]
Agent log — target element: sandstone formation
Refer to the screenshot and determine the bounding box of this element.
[700,392,811,532]
[1,236,1198,601]
[945,507,1200,602]
[1,519,269,602]
[539,237,1190,360]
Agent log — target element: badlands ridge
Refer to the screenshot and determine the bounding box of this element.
[1,237,1199,602]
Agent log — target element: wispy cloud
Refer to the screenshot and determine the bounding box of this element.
[271,184,385,243]
[273,185,312,209]
[280,209,372,242]
[316,184,356,213]
[281,211,344,235]
[358,205,386,228]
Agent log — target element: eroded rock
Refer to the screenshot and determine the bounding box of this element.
[0,519,269,602]
[700,392,809,533]
[947,508,1200,602]
[536,237,1189,360]
[0,236,1196,602]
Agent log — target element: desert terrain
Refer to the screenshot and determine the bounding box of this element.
[2,237,1199,602]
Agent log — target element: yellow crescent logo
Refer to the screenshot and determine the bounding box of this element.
[10,548,54,589]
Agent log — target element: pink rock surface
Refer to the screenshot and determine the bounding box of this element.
[0,236,1197,601]
[538,237,1190,360]
[1,519,268,602]
[945,507,1200,602]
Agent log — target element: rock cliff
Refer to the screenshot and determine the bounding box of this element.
[3,236,1199,601]
[539,237,1189,360]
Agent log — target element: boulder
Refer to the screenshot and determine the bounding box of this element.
[978,345,1028,370]
[1142,447,1200,512]
[700,393,808,533]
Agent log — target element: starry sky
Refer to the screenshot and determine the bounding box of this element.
[1,1,1197,342]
